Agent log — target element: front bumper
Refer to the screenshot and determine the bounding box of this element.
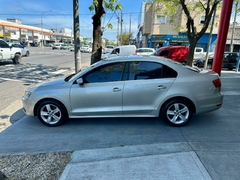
[22,96,35,116]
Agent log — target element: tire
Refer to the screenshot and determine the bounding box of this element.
[13,54,21,64]
[25,51,30,57]
[37,100,68,127]
[161,99,193,127]
[207,64,212,69]
[228,67,233,70]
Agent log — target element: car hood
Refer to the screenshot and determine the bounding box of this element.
[40,78,65,87]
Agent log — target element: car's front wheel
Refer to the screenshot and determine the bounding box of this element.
[161,99,193,127]
[12,54,21,64]
[25,51,30,57]
[37,100,68,127]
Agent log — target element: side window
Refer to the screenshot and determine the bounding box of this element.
[159,50,169,56]
[195,48,202,52]
[0,40,9,48]
[127,61,163,80]
[162,65,178,78]
[84,62,125,83]
[112,48,120,54]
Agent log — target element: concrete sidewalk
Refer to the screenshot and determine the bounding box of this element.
[59,143,212,180]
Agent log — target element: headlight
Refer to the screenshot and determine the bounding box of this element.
[23,90,32,100]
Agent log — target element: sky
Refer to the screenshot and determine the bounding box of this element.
[0,0,143,41]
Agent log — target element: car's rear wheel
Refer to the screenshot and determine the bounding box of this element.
[37,100,68,127]
[161,99,193,127]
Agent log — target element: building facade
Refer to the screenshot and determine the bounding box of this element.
[137,1,222,52]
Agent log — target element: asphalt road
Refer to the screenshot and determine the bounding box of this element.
[0,47,91,132]
[1,49,240,179]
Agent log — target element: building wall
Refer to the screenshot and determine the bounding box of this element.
[140,0,222,50]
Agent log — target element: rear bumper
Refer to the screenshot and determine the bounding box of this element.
[196,93,223,114]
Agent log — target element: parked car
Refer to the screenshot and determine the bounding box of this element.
[103,45,115,54]
[80,45,92,53]
[69,45,74,51]
[194,47,214,59]
[153,46,189,63]
[52,43,64,50]
[136,48,155,55]
[101,45,137,59]
[60,44,70,50]
[11,43,30,57]
[22,56,223,127]
[0,39,22,64]
[194,52,239,70]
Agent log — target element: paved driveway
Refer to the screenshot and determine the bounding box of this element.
[0,71,240,179]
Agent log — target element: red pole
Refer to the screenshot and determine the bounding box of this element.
[212,0,234,76]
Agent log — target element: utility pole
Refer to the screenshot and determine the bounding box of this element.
[129,13,131,45]
[120,11,123,45]
[117,13,119,46]
[204,7,217,69]
[73,0,81,73]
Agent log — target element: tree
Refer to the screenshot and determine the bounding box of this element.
[153,0,221,66]
[117,32,133,45]
[89,0,122,65]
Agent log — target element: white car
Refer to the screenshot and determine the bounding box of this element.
[80,45,92,53]
[11,43,30,57]
[103,45,114,54]
[136,48,155,56]
[70,46,74,51]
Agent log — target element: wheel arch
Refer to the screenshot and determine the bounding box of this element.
[34,98,69,117]
[159,96,196,116]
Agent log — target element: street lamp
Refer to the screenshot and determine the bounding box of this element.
[41,10,51,49]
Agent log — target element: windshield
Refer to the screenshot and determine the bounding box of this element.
[152,48,161,55]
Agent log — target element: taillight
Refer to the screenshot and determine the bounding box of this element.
[212,78,221,88]
[134,50,137,55]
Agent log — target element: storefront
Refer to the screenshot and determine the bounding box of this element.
[148,33,217,51]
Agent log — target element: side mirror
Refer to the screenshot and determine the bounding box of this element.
[76,78,84,85]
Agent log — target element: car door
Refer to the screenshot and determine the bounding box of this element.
[70,62,126,116]
[0,40,11,59]
[122,61,176,115]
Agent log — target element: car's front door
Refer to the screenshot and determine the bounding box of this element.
[0,40,11,59]
[122,61,176,115]
[70,62,126,116]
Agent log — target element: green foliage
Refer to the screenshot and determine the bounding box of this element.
[117,32,133,45]
[107,23,113,29]
[89,0,122,13]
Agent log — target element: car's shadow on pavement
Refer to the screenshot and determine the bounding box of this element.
[9,108,25,124]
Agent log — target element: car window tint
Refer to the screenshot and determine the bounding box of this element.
[162,65,178,78]
[84,62,125,83]
[159,50,169,56]
[0,40,9,48]
[127,61,163,80]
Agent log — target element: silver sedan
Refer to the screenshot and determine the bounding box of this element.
[22,56,223,127]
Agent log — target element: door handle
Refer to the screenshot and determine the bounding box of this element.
[157,85,167,90]
[113,87,121,92]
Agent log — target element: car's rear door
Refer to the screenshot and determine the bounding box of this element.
[122,61,176,115]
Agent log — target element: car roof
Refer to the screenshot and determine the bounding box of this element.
[103,55,183,67]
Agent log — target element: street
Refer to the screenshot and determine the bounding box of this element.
[1,48,240,179]
[0,47,91,132]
